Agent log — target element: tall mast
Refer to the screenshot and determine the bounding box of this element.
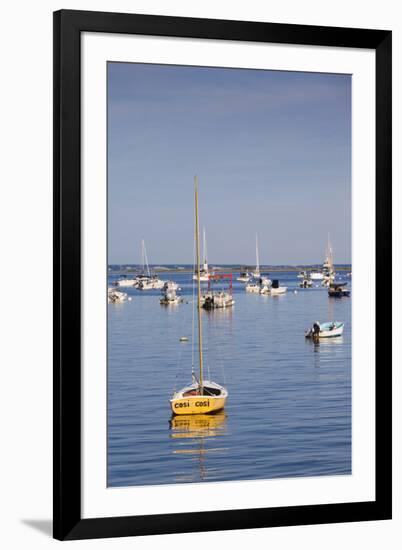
[195,176,204,393]
[203,228,207,267]
[327,233,333,273]
[256,233,260,274]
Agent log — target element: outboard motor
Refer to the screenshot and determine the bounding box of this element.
[272,279,279,289]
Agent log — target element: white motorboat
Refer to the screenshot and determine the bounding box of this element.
[108,288,128,303]
[245,274,271,293]
[203,291,235,309]
[237,267,252,282]
[261,279,287,295]
[162,280,180,292]
[245,281,260,293]
[202,273,235,309]
[160,289,182,305]
[269,286,288,295]
[305,321,344,339]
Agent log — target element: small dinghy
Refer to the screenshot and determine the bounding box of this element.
[305,321,344,340]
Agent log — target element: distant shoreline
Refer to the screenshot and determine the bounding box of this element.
[108,264,352,274]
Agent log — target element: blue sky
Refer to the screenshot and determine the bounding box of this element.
[108,62,351,265]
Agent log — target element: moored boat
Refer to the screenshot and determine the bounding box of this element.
[136,240,165,290]
[328,282,350,297]
[261,279,287,295]
[299,276,313,288]
[203,291,235,309]
[305,321,344,339]
[237,266,252,282]
[202,274,235,309]
[138,274,165,290]
[245,281,261,293]
[108,288,128,303]
[170,176,228,416]
[160,289,182,305]
[162,280,180,292]
[114,275,137,287]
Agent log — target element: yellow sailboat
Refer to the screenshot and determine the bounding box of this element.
[170,177,228,416]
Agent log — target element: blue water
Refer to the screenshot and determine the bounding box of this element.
[108,270,351,487]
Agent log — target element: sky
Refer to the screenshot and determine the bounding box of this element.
[108,62,351,265]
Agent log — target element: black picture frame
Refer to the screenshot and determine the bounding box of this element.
[53,9,392,541]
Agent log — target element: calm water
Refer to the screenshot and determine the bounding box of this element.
[108,271,351,487]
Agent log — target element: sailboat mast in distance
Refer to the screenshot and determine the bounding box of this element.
[255,233,260,276]
[195,176,204,393]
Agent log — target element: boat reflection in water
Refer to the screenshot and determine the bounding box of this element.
[169,411,227,482]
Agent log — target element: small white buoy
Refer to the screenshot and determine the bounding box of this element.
[294,290,298,294]
[128,297,132,301]
[179,336,189,342]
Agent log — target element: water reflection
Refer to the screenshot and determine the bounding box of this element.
[309,336,345,352]
[169,412,227,482]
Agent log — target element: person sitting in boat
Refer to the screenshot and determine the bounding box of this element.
[312,322,320,341]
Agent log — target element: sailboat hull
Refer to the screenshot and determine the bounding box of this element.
[170,381,228,415]
[170,395,226,415]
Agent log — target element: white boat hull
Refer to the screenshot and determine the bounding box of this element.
[310,272,324,280]
[193,274,211,282]
[115,279,136,287]
[170,381,228,415]
[246,284,260,293]
[306,322,344,339]
[202,292,235,309]
[318,326,344,337]
[139,278,165,290]
[261,286,287,295]
[108,289,128,303]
